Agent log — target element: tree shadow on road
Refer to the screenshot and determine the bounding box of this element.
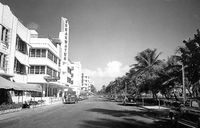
[79,117,174,128]
[86,108,169,119]
[81,108,182,128]
[117,103,139,106]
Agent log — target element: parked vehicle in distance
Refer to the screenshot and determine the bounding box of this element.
[63,89,78,104]
[180,98,200,115]
[78,95,88,101]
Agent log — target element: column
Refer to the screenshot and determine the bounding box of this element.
[2,28,6,43]
[0,53,2,68]
[0,25,2,41]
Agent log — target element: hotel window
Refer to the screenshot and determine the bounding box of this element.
[53,55,57,64]
[58,72,60,78]
[47,66,52,76]
[48,50,53,61]
[30,49,35,57]
[67,77,71,83]
[53,70,56,77]
[0,25,9,47]
[40,66,45,74]
[29,66,34,74]
[0,53,7,71]
[35,66,39,74]
[29,65,45,74]
[14,58,26,74]
[16,35,27,54]
[58,60,61,67]
[36,49,40,57]
[41,49,46,57]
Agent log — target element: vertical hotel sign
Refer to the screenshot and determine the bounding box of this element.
[63,18,68,61]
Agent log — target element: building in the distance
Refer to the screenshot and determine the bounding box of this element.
[70,61,82,96]
[81,73,91,91]
[88,80,94,93]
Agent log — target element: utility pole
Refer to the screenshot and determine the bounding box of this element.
[125,81,127,96]
[182,64,186,104]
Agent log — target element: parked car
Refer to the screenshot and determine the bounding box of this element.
[63,89,78,104]
[180,98,200,115]
[63,94,78,104]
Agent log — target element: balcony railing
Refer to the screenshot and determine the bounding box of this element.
[0,41,9,53]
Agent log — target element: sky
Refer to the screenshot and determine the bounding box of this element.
[1,0,200,90]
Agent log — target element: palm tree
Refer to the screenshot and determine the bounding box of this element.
[132,48,162,76]
[176,29,200,97]
[130,48,162,98]
[157,56,182,99]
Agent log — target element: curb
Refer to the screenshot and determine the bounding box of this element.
[0,108,22,115]
[0,101,62,116]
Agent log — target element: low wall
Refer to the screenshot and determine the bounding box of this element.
[31,97,62,105]
[12,95,62,105]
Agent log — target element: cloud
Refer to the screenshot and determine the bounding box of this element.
[27,22,40,30]
[83,61,130,78]
[82,61,130,90]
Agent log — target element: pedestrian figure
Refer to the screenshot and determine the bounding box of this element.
[169,111,174,121]
[197,117,200,128]
[172,114,179,128]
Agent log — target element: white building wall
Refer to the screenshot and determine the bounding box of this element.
[0,3,31,83]
[81,73,91,91]
[28,32,61,83]
[70,61,82,96]
[29,38,60,71]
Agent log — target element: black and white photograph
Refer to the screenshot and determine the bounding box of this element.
[0,0,200,128]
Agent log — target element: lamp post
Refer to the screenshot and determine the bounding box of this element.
[182,64,186,104]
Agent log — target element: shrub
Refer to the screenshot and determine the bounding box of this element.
[0,103,22,111]
[29,101,38,105]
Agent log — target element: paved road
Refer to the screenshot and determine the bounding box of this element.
[0,96,189,128]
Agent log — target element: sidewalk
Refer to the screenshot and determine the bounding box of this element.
[0,100,62,121]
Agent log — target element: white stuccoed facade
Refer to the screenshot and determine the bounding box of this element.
[0,3,31,83]
[0,2,89,101]
[70,61,82,96]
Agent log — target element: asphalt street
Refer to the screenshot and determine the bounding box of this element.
[0,96,189,128]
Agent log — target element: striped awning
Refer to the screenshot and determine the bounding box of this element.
[0,76,42,92]
[0,76,16,90]
[15,83,42,92]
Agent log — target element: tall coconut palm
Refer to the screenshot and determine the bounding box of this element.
[176,29,200,97]
[131,48,162,78]
[130,48,162,98]
[157,56,182,99]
